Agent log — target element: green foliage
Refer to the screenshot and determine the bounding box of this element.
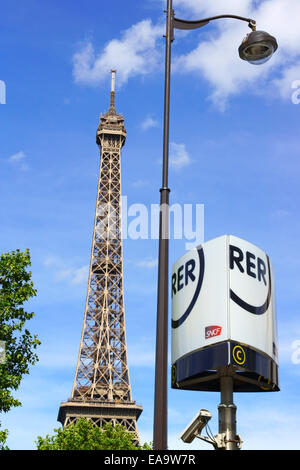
[0,428,9,450]
[36,418,151,450]
[0,248,41,449]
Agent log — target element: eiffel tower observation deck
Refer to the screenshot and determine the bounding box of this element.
[58,70,143,444]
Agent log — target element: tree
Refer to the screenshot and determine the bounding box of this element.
[36,418,151,450]
[0,248,41,449]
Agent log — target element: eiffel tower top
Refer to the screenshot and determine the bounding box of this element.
[96,70,126,143]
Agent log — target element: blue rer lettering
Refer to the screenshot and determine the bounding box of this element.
[229,244,267,286]
[172,258,196,297]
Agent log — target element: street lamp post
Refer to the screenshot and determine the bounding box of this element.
[153,0,278,451]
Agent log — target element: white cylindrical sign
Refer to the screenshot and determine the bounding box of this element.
[171,235,279,392]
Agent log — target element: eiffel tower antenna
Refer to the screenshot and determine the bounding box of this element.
[58,70,143,444]
[109,69,117,112]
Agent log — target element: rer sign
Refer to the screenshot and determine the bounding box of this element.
[171,235,279,393]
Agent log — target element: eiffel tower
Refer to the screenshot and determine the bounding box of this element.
[58,70,142,444]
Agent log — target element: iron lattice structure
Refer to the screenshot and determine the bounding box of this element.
[58,71,142,444]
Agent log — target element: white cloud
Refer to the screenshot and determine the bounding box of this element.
[73,19,164,86]
[43,255,60,267]
[273,63,300,102]
[44,255,88,286]
[71,265,89,285]
[271,209,292,219]
[54,265,88,285]
[132,179,150,188]
[173,0,253,18]
[173,0,300,108]
[9,150,26,162]
[137,257,158,268]
[72,1,300,108]
[169,142,191,170]
[140,115,159,131]
[8,150,28,171]
[173,23,270,110]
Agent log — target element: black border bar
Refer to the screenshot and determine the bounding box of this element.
[172,341,279,392]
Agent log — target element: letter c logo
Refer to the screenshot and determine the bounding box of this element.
[232,345,246,365]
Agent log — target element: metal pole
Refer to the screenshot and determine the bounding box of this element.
[218,373,239,450]
[153,0,173,451]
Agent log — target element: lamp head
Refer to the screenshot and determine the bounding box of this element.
[239,30,278,65]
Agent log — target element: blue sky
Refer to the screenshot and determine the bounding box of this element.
[1,0,300,450]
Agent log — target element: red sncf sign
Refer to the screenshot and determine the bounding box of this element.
[205,325,222,340]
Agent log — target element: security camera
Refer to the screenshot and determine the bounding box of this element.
[180,409,212,443]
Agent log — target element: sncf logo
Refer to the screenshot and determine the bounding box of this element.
[205,325,222,340]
